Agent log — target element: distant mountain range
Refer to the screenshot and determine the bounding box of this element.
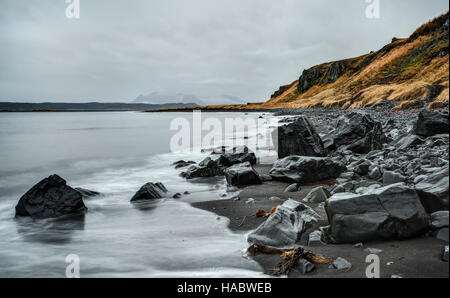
[133,92,245,106]
[0,102,198,112]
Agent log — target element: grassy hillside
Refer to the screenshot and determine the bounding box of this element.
[264,12,449,109]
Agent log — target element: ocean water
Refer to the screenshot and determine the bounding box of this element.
[0,111,277,278]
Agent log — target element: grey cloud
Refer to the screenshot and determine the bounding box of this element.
[0,0,448,103]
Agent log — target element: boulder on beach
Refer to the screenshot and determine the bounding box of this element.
[269,156,346,183]
[130,182,168,202]
[324,183,430,244]
[415,166,449,213]
[218,146,257,167]
[184,157,222,179]
[247,199,321,247]
[276,116,326,158]
[224,162,262,187]
[15,174,87,219]
[303,186,331,203]
[322,112,387,154]
[414,110,449,137]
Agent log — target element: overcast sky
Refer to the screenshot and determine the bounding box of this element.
[0,0,448,103]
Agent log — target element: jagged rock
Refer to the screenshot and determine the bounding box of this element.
[130,182,168,202]
[247,199,321,247]
[393,134,424,151]
[431,211,449,229]
[185,157,222,179]
[276,116,326,158]
[330,257,352,270]
[354,160,372,176]
[415,166,449,213]
[298,259,316,274]
[414,110,449,137]
[383,171,405,185]
[308,230,325,247]
[369,167,382,180]
[443,245,449,262]
[270,156,346,183]
[322,61,346,84]
[283,184,299,193]
[435,228,449,242]
[15,174,87,219]
[303,186,331,203]
[75,187,100,198]
[322,112,387,154]
[173,160,196,169]
[224,162,262,187]
[218,146,257,166]
[298,68,321,93]
[324,183,430,243]
[364,248,383,255]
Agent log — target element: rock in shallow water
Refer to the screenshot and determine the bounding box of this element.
[269,156,346,183]
[130,182,168,202]
[15,174,87,219]
[247,199,321,247]
[218,146,257,166]
[324,183,430,244]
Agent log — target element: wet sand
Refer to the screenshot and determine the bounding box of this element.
[192,164,450,278]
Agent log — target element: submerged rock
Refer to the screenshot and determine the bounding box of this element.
[325,183,430,244]
[184,157,222,179]
[75,187,100,198]
[218,146,257,166]
[276,116,326,158]
[224,162,262,186]
[247,199,321,247]
[130,182,168,202]
[414,110,449,137]
[270,156,346,183]
[15,174,87,219]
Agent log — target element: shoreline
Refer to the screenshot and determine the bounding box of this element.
[190,163,449,278]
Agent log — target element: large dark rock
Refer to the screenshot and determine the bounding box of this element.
[270,156,346,183]
[324,183,430,244]
[184,157,222,179]
[219,146,257,167]
[15,175,87,219]
[75,188,100,198]
[322,112,387,154]
[224,162,262,186]
[415,166,449,213]
[298,68,321,93]
[276,116,326,158]
[247,199,321,247]
[414,110,449,137]
[322,61,346,84]
[130,182,168,202]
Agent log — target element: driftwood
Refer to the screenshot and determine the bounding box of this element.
[247,243,334,276]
